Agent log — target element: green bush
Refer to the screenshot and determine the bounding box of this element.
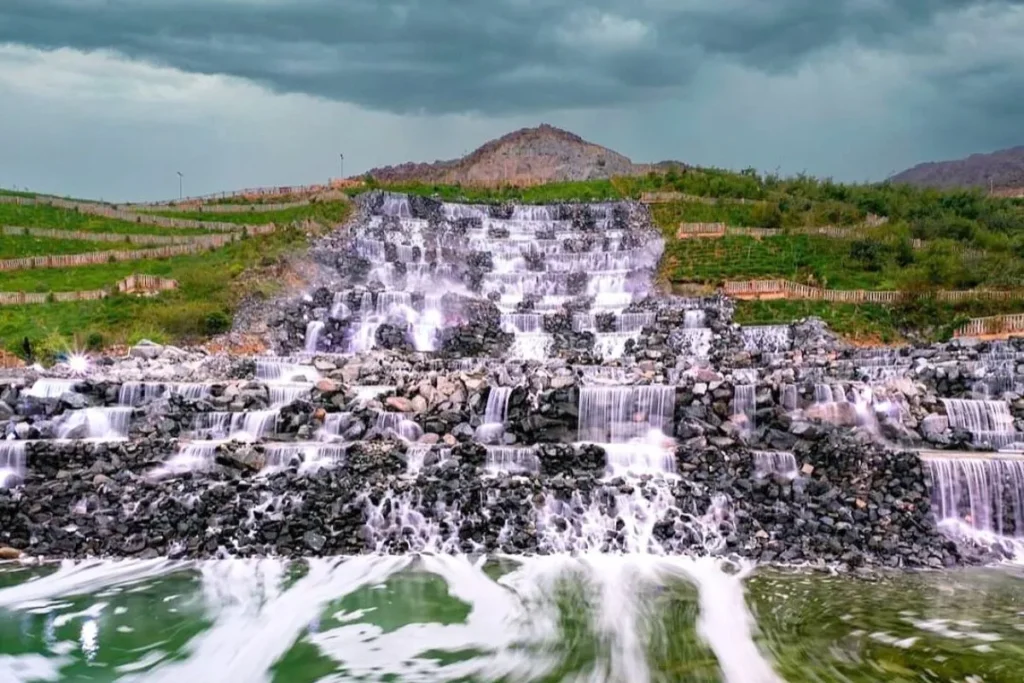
[204,311,231,335]
[85,331,105,351]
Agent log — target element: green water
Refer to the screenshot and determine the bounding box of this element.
[0,557,1021,682]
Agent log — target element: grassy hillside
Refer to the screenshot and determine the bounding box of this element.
[4,166,1023,358]
[0,199,351,359]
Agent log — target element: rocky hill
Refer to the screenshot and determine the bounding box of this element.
[365,124,681,185]
[891,145,1024,194]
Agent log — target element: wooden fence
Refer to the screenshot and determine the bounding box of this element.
[954,314,1024,338]
[675,222,989,257]
[0,243,217,272]
[0,195,250,232]
[0,274,178,306]
[641,192,767,206]
[723,279,1024,304]
[132,200,311,214]
[0,225,254,246]
[127,181,350,207]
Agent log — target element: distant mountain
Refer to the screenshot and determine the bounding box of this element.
[365,124,683,186]
[891,146,1024,194]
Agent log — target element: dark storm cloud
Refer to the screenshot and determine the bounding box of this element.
[0,0,1019,115]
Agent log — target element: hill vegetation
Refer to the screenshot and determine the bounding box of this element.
[0,196,350,361]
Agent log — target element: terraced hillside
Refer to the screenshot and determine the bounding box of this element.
[4,162,1024,358]
[362,168,1024,341]
[0,191,351,360]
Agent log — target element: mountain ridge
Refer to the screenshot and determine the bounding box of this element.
[891,145,1024,194]
[365,124,683,186]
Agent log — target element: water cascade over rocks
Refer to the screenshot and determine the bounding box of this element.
[2,192,1024,678]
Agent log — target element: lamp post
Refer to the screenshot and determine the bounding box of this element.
[176,171,183,200]
[339,153,344,180]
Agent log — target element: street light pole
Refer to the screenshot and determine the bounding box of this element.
[339,153,344,180]
[176,171,183,200]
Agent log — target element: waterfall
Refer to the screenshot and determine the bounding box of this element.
[484,446,539,474]
[58,407,132,440]
[578,386,676,444]
[268,383,312,407]
[741,325,791,354]
[501,313,543,334]
[375,413,423,441]
[475,387,513,444]
[304,321,325,353]
[24,379,79,399]
[264,443,347,471]
[941,399,1021,448]
[193,412,277,440]
[814,384,833,404]
[731,385,756,430]
[751,451,798,479]
[255,360,320,384]
[684,310,706,329]
[0,442,26,486]
[925,457,1024,538]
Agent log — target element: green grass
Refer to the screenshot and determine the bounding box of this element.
[0,224,323,356]
[661,234,908,289]
[146,200,352,226]
[0,202,213,236]
[350,180,624,204]
[735,297,1024,342]
[0,234,136,259]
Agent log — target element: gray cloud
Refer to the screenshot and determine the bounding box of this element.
[1,0,1020,115]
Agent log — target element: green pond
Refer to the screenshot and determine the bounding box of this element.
[0,556,1022,682]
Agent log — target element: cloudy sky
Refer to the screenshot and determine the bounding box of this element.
[1,0,1022,202]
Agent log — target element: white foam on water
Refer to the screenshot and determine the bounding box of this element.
[663,558,784,683]
[128,557,410,683]
[0,559,186,610]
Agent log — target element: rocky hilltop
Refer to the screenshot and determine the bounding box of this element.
[365,124,681,186]
[891,145,1024,194]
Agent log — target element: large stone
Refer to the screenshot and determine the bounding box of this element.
[385,396,414,413]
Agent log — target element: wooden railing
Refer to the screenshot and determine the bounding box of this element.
[1,225,247,246]
[0,195,252,232]
[0,274,178,306]
[954,314,1024,337]
[723,279,1023,303]
[675,223,990,255]
[641,191,767,205]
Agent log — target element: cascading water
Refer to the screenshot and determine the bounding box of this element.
[475,386,512,444]
[741,325,791,355]
[304,321,325,353]
[57,407,132,440]
[751,451,798,479]
[941,399,1022,449]
[578,385,677,476]
[732,385,756,431]
[924,455,1024,541]
[24,379,79,399]
[0,442,26,486]
[375,412,423,441]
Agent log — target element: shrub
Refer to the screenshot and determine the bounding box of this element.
[204,311,231,335]
[85,331,105,351]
